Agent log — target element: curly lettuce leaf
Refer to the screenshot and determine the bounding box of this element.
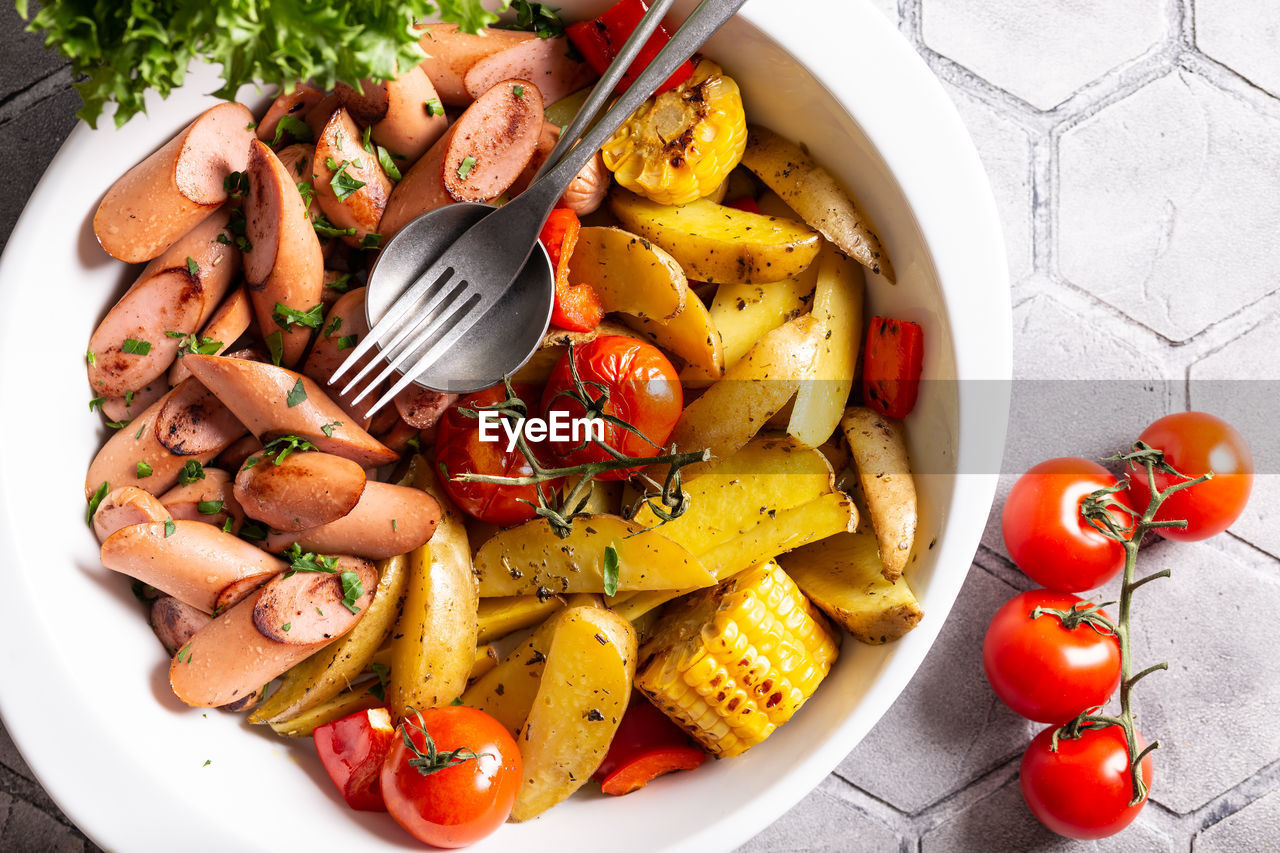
[16,0,512,128]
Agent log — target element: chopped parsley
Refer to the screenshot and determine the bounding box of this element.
[88,396,106,412]
[513,84,525,99]
[323,316,342,338]
[270,115,313,147]
[602,543,620,597]
[312,213,357,239]
[424,98,444,117]
[136,461,154,478]
[86,481,109,526]
[197,500,224,515]
[320,420,342,438]
[327,272,352,293]
[377,145,402,181]
[121,338,151,355]
[500,1,566,38]
[221,517,234,534]
[336,334,358,351]
[330,161,367,202]
[223,170,249,198]
[85,350,97,366]
[261,434,317,464]
[339,570,364,613]
[265,330,284,366]
[286,378,307,408]
[178,460,206,485]
[359,232,382,250]
[369,662,391,702]
[284,542,339,576]
[164,518,176,537]
[272,302,324,330]
[456,156,477,180]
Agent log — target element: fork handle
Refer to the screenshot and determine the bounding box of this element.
[526,0,750,211]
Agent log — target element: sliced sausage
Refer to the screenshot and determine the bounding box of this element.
[301,287,377,427]
[94,102,255,263]
[257,84,324,146]
[509,121,609,216]
[101,519,285,614]
[463,37,596,105]
[313,108,392,249]
[159,468,245,534]
[168,561,376,708]
[261,481,439,560]
[372,415,422,454]
[85,377,248,500]
[337,67,449,164]
[181,354,399,469]
[169,286,254,385]
[304,93,341,139]
[276,144,318,225]
[87,210,240,398]
[100,381,169,426]
[416,24,536,105]
[394,384,455,431]
[233,450,366,531]
[215,434,262,473]
[92,486,171,544]
[380,80,543,238]
[245,139,325,367]
[151,595,213,654]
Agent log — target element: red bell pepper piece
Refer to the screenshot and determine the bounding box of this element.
[539,208,604,332]
[862,316,924,419]
[725,196,761,214]
[313,707,397,811]
[594,698,707,796]
[566,0,696,96]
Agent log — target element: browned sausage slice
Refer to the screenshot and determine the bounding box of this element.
[261,481,439,560]
[168,560,376,708]
[416,24,536,105]
[169,286,254,385]
[94,102,255,263]
[151,595,212,654]
[313,109,392,249]
[233,450,366,531]
[100,381,169,427]
[463,37,596,105]
[337,67,449,164]
[159,468,245,534]
[92,486,171,543]
[257,84,324,146]
[394,384,456,431]
[245,139,326,367]
[84,377,248,500]
[181,354,399,469]
[101,519,285,614]
[301,287,378,426]
[87,210,240,397]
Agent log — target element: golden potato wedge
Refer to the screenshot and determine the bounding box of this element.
[741,125,895,282]
[788,247,866,448]
[632,436,838,555]
[474,514,716,597]
[248,551,407,725]
[841,407,917,581]
[608,188,821,284]
[510,607,636,821]
[461,615,559,738]
[779,532,924,644]
[615,491,859,621]
[387,461,478,716]
[570,227,686,322]
[470,644,500,682]
[624,288,725,381]
[476,595,566,644]
[710,266,818,370]
[668,315,825,468]
[266,685,381,737]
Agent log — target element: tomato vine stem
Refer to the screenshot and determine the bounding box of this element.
[1055,441,1212,806]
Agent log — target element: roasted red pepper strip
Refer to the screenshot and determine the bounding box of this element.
[594,698,707,795]
[862,316,924,419]
[540,208,604,332]
[313,707,396,811]
[566,0,696,96]
[726,195,761,214]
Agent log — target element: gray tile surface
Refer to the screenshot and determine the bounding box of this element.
[3,0,1279,851]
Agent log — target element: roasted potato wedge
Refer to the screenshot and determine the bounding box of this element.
[570,227,686,322]
[461,615,559,737]
[741,125,894,282]
[780,532,924,644]
[710,265,818,370]
[476,595,566,644]
[474,514,716,597]
[609,188,821,284]
[387,460,478,716]
[668,315,825,467]
[266,685,381,737]
[623,288,725,381]
[788,247,866,448]
[510,607,636,821]
[841,407,917,581]
[469,644,500,682]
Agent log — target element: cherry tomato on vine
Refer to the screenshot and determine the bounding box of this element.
[1125,411,1253,541]
[983,590,1121,724]
[1021,724,1152,840]
[541,336,682,480]
[1002,457,1131,592]
[380,706,521,849]
[434,384,559,527]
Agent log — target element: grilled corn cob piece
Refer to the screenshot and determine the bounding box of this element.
[635,560,839,758]
[602,59,747,206]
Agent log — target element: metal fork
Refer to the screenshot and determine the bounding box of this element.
[330,0,748,417]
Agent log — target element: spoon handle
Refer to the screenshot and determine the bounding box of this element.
[527,0,750,210]
[535,0,681,184]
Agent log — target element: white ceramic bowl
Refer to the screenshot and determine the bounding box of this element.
[0,0,1010,849]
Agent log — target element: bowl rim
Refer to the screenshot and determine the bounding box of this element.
[0,0,1010,849]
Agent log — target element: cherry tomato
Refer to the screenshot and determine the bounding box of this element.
[983,591,1120,724]
[1002,457,1131,592]
[434,384,559,527]
[1125,411,1253,541]
[1021,724,1152,840]
[381,706,521,849]
[541,336,682,480]
[313,707,396,811]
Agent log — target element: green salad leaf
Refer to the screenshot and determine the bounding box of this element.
[16,0,514,128]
